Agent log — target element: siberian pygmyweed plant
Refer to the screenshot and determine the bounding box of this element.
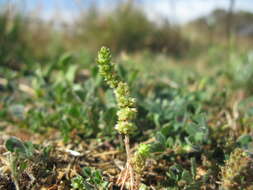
[97,47,150,190]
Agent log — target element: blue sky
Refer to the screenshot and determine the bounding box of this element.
[2,0,253,23]
[143,0,253,23]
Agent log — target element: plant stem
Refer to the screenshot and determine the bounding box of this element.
[124,135,135,190]
[124,135,131,163]
[9,155,20,190]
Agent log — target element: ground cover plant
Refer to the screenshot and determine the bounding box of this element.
[1,44,253,190]
[1,2,253,189]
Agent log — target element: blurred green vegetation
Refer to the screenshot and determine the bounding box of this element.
[0,11,31,69]
[1,43,253,188]
[75,3,189,55]
[1,1,253,69]
[0,2,197,69]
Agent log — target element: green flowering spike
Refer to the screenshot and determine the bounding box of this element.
[97,47,137,135]
[97,47,150,185]
[97,47,119,88]
[115,121,137,135]
[115,82,130,97]
[97,47,111,64]
[132,144,151,173]
[136,144,151,158]
[114,82,136,108]
[117,107,137,121]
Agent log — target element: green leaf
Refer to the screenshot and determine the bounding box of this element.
[167,164,183,181]
[117,64,127,81]
[190,157,197,179]
[65,65,77,82]
[127,69,138,86]
[92,170,103,184]
[166,137,174,148]
[82,167,92,177]
[23,141,35,157]
[186,123,198,137]
[155,132,166,147]
[5,137,26,155]
[181,170,192,183]
[58,53,72,68]
[71,175,87,190]
[237,134,253,148]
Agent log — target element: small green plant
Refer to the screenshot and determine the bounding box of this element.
[5,137,34,190]
[71,175,87,190]
[165,158,211,190]
[71,167,109,190]
[131,143,151,174]
[97,47,150,190]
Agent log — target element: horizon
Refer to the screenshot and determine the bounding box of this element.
[1,0,253,24]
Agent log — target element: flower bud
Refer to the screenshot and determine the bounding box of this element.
[115,121,137,135]
[117,107,137,121]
